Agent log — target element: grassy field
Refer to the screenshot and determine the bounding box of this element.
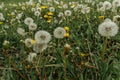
[0,0,120,80]
[0,0,29,2]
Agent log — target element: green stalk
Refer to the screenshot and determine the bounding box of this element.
[101,37,108,60]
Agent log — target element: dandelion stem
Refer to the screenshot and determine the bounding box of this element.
[62,49,68,80]
[101,37,108,60]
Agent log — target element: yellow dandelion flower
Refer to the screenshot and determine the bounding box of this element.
[31,39,36,44]
[71,4,76,8]
[80,53,88,57]
[44,15,48,18]
[64,33,70,37]
[7,13,12,16]
[32,4,36,7]
[64,26,70,32]
[0,22,3,25]
[99,16,104,20]
[12,16,16,18]
[47,19,52,23]
[40,6,48,9]
[47,12,54,16]
[57,6,61,8]
[48,16,53,19]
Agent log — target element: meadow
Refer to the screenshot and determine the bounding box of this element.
[0,0,120,80]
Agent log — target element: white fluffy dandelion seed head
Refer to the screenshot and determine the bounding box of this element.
[28,23,37,30]
[36,7,41,11]
[31,8,36,12]
[104,18,112,22]
[16,13,23,20]
[58,12,64,17]
[103,1,112,10]
[35,30,51,44]
[64,10,72,16]
[33,43,47,53]
[0,12,4,21]
[113,15,120,22]
[62,4,68,9]
[49,7,55,12]
[54,27,66,39]
[0,13,3,18]
[98,19,119,37]
[34,11,41,16]
[112,0,120,8]
[81,6,90,14]
[17,27,26,36]
[24,38,33,47]
[27,52,37,62]
[24,17,34,25]
[3,40,9,46]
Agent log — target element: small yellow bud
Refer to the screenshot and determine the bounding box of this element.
[26,65,30,69]
[81,61,85,65]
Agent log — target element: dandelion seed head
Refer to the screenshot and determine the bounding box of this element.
[24,17,34,25]
[27,52,37,62]
[33,43,48,53]
[35,30,51,44]
[28,23,37,30]
[54,27,66,39]
[98,19,119,37]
